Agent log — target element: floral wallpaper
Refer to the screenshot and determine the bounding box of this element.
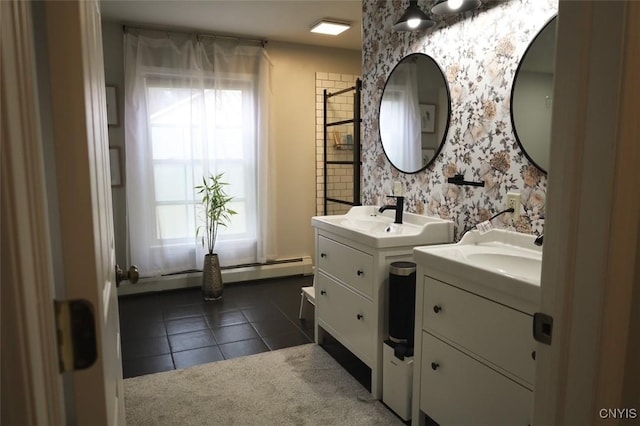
[361,0,557,239]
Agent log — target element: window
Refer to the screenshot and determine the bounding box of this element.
[124,33,273,277]
[146,80,255,247]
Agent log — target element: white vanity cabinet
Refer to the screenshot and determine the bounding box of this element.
[314,231,415,399]
[311,207,454,400]
[412,240,540,426]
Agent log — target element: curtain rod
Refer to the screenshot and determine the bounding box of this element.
[122,24,267,47]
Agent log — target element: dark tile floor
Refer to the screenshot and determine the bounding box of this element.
[118,274,317,378]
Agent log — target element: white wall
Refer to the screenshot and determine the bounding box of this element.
[100,21,361,269]
[266,41,361,259]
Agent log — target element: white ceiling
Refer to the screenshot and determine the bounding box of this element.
[100,0,363,51]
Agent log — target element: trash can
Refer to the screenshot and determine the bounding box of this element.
[388,261,417,346]
[384,261,417,421]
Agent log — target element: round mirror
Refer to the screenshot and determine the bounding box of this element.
[511,16,557,173]
[379,53,450,174]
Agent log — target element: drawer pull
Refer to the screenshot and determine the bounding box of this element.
[320,290,327,295]
[357,270,364,276]
[531,351,536,360]
[431,362,440,371]
[357,313,364,320]
[433,305,442,314]
[320,253,327,258]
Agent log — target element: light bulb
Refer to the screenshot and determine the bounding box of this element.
[448,0,463,10]
[408,18,421,28]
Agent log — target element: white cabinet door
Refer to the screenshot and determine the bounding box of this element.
[316,272,375,365]
[420,332,532,426]
[318,235,373,297]
[423,276,535,386]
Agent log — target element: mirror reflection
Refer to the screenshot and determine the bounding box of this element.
[511,16,556,173]
[379,53,450,174]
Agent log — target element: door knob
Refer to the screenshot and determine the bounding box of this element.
[115,264,139,287]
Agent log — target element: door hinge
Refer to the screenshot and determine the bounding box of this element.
[533,312,554,345]
[54,299,98,372]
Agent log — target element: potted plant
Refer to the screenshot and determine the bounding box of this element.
[195,173,236,300]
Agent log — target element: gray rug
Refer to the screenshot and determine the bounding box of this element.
[124,343,404,425]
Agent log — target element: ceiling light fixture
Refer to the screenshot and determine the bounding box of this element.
[310,19,351,36]
[431,0,482,16]
[393,0,435,32]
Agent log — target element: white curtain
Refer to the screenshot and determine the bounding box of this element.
[124,31,275,277]
[379,61,422,171]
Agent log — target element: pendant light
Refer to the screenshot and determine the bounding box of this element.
[431,0,482,16]
[393,0,435,32]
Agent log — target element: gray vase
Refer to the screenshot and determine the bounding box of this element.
[202,253,223,300]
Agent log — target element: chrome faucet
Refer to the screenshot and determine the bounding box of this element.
[378,196,404,224]
[534,234,544,246]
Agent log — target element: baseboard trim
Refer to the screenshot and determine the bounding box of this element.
[117,256,314,296]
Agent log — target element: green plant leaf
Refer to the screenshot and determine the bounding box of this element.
[194,172,236,254]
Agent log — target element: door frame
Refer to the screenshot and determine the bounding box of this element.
[1,1,65,424]
[533,1,640,424]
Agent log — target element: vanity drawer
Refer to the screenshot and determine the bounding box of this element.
[422,276,535,386]
[420,332,532,426]
[318,235,373,298]
[316,272,375,364]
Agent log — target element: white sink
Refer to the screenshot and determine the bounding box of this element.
[413,229,542,308]
[312,206,454,248]
[464,252,541,283]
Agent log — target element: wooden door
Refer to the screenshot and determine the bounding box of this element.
[44,1,124,424]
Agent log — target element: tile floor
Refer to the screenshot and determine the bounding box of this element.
[118,275,318,378]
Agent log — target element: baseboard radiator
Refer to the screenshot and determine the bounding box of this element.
[117,256,314,296]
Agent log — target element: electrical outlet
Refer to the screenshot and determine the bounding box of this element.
[507,192,521,220]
